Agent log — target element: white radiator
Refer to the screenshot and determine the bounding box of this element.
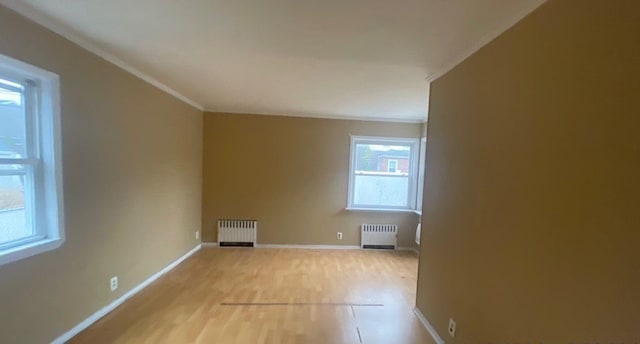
[361,224,397,250]
[217,219,257,247]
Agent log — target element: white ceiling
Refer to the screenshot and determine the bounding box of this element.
[1,0,546,122]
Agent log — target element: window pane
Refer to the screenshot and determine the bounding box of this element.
[0,174,31,245]
[354,175,409,207]
[355,143,411,174]
[353,142,412,207]
[0,78,26,158]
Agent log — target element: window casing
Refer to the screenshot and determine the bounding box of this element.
[0,54,64,266]
[416,137,427,212]
[347,136,419,211]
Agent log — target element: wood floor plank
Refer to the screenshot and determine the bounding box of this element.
[68,248,435,344]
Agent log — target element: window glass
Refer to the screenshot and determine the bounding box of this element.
[0,79,26,158]
[0,54,64,266]
[0,175,30,245]
[349,139,417,209]
[388,160,398,173]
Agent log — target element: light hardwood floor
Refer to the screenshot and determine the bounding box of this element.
[69,248,435,344]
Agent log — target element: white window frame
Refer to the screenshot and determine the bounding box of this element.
[347,135,419,212]
[0,54,64,266]
[415,137,427,213]
[387,159,398,173]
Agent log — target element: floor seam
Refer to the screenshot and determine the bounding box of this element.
[219,302,383,307]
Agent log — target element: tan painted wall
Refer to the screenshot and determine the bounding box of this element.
[0,6,203,344]
[202,113,422,247]
[417,0,640,342]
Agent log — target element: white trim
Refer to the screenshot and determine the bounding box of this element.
[425,0,548,83]
[347,136,420,211]
[51,245,201,344]
[256,244,361,250]
[0,1,204,112]
[413,307,445,344]
[204,109,426,124]
[416,137,427,211]
[204,243,414,251]
[0,169,27,176]
[0,0,544,121]
[345,207,417,214]
[0,238,63,266]
[0,53,65,266]
[0,158,39,165]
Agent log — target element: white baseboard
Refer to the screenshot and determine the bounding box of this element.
[413,307,445,344]
[202,243,416,252]
[257,244,361,250]
[51,244,202,344]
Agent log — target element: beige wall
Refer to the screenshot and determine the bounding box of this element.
[203,113,422,247]
[417,0,639,341]
[0,6,203,344]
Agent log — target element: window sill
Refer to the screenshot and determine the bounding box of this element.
[346,207,418,214]
[0,237,64,266]
[413,210,422,216]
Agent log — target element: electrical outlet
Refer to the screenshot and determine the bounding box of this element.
[448,318,456,337]
[110,276,118,292]
[195,231,200,240]
[337,232,343,240]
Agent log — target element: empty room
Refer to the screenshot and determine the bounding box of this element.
[0,0,638,343]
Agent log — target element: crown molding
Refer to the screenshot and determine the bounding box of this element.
[425,0,548,83]
[0,1,204,111]
[204,108,427,124]
[1,0,545,119]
